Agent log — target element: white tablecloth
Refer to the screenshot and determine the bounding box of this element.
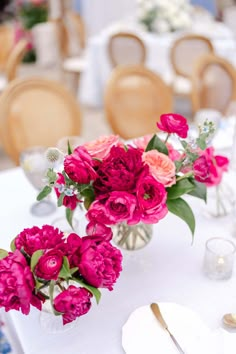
[79,20,236,107]
[1,167,236,353]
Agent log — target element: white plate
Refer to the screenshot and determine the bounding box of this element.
[122,302,226,354]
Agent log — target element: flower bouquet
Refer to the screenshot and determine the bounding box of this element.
[0,224,122,326]
[37,113,219,248]
[136,0,192,33]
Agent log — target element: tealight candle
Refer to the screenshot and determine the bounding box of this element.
[203,237,236,280]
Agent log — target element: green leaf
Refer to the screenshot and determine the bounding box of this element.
[167,179,195,200]
[145,134,168,155]
[59,256,72,280]
[167,198,195,238]
[10,238,16,252]
[66,208,74,228]
[174,160,182,173]
[70,267,78,275]
[57,192,65,207]
[67,140,72,155]
[46,169,57,185]
[72,277,101,304]
[187,179,207,203]
[37,185,52,201]
[180,140,188,149]
[196,136,207,150]
[48,281,63,316]
[0,249,8,259]
[31,250,43,271]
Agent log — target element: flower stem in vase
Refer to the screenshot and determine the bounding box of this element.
[112,223,153,251]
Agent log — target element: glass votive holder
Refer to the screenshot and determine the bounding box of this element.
[203,237,236,280]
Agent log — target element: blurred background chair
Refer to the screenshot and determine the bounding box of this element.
[170,34,214,97]
[0,25,14,72]
[107,32,146,68]
[0,77,82,165]
[191,53,236,115]
[104,65,173,139]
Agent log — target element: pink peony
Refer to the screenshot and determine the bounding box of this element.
[137,175,168,223]
[54,286,92,325]
[86,201,114,225]
[83,135,121,159]
[193,156,209,183]
[142,150,176,187]
[34,249,64,280]
[133,134,153,151]
[166,142,182,161]
[64,146,98,184]
[94,146,148,196]
[200,147,229,186]
[14,225,66,256]
[55,173,79,210]
[0,250,42,315]
[157,113,189,138]
[86,221,112,241]
[67,235,122,291]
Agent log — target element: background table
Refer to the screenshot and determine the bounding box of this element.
[79,20,236,107]
[1,167,236,353]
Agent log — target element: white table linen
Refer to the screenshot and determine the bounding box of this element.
[1,167,236,353]
[79,20,236,107]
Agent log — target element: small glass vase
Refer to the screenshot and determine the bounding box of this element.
[112,222,153,251]
[205,182,235,218]
[39,300,79,334]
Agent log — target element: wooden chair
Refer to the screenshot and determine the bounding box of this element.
[191,53,236,115]
[0,25,14,72]
[108,32,146,68]
[170,34,214,96]
[66,10,86,52]
[6,39,28,82]
[0,77,82,165]
[104,65,173,139]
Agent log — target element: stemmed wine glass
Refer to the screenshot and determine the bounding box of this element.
[20,146,56,217]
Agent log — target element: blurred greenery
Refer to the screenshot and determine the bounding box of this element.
[19,3,48,30]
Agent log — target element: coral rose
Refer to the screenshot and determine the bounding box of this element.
[14,225,66,256]
[157,113,189,138]
[64,146,97,184]
[0,250,42,315]
[83,135,121,159]
[54,286,92,325]
[142,150,176,187]
[34,249,64,280]
[137,175,168,223]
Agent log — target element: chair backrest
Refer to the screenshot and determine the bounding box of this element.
[108,32,146,68]
[0,77,82,164]
[0,25,14,72]
[6,39,28,81]
[191,54,236,115]
[50,17,69,59]
[170,34,214,78]
[104,65,173,139]
[66,10,86,51]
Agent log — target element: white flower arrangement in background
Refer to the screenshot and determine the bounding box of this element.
[137,0,192,33]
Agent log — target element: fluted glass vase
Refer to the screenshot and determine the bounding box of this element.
[112,222,153,251]
[205,181,234,218]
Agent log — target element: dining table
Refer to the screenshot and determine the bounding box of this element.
[78,19,236,108]
[1,159,236,353]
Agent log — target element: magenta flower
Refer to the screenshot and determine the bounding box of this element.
[67,235,122,291]
[86,221,112,241]
[64,146,98,184]
[54,286,92,325]
[193,156,209,182]
[14,225,66,256]
[157,113,189,138]
[94,146,148,196]
[55,173,79,210]
[34,249,64,280]
[137,175,168,223]
[0,250,42,315]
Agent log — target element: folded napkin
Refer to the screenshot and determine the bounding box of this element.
[122,303,236,354]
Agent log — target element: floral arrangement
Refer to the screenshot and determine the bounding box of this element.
[37,113,224,239]
[0,224,122,325]
[15,0,48,62]
[136,0,192,33]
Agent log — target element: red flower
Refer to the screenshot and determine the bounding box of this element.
[157,113,189,138]
[193,156,209,182]
[64,146,97,184]
[54,286,92,325]
[34,249,64,280]
[0,250,42,315]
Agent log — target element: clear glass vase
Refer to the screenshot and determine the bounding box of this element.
[112,222,153,251]
[204,182,235,218]
[39,300,79,334]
